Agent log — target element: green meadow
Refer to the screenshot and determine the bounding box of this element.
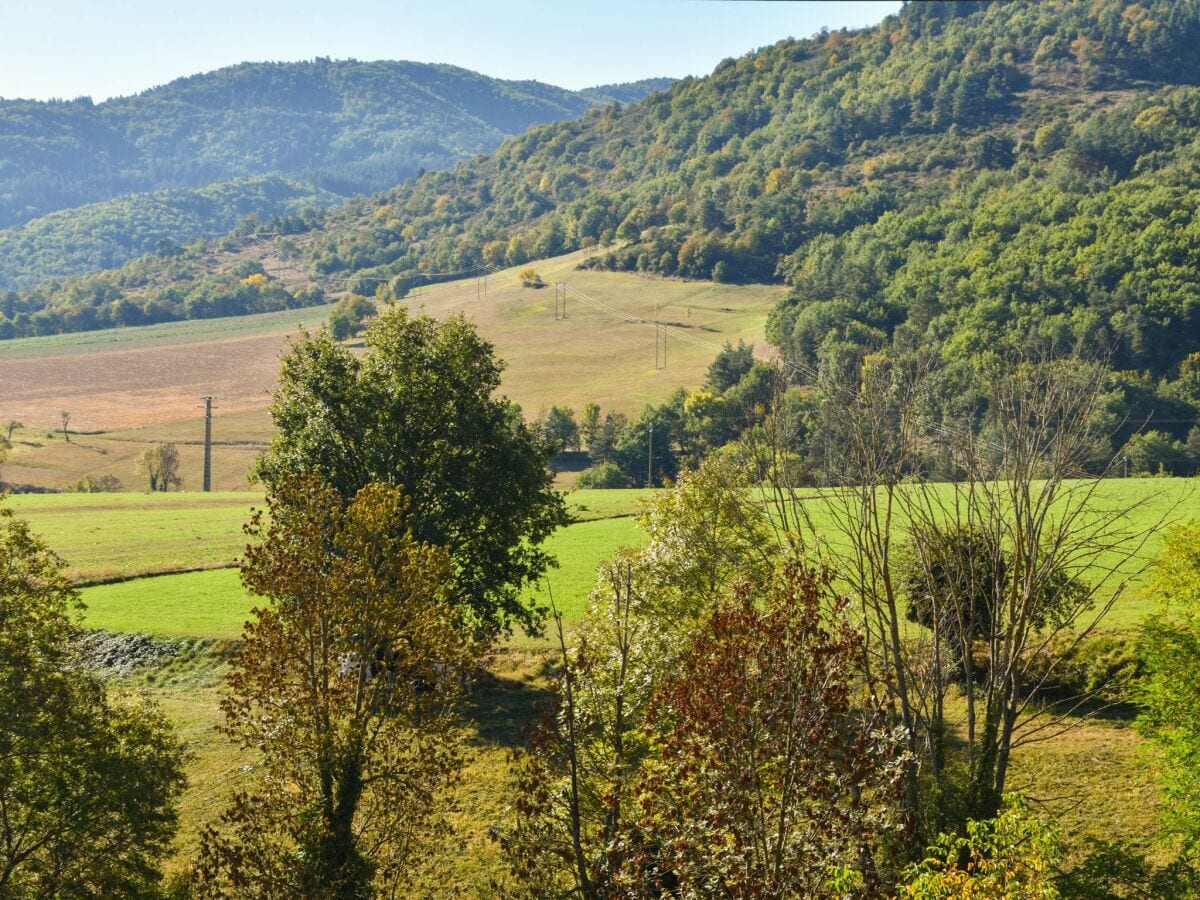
[9,479,1193,640]
[8,491,260,581]
[5,477,1196,883]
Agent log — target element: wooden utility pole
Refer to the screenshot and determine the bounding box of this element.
[200,396,215,492]
[647,421,654,487]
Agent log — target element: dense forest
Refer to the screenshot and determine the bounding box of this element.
[6,0,1200,475]
[0,64,668,285]
[0,60,671,228]
[0,175,336,289]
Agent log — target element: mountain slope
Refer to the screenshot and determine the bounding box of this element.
[0,59,668,231]
[0,176,338,289]
[8,0,1200,403]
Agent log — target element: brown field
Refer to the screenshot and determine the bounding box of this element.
[0,311,325,432]
[0,252,784,491]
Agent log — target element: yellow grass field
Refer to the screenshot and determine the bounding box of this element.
[0,252,783,491]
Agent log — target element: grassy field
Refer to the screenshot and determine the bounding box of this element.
[84,569,252,639]
[8,491,259,580]
[0,252,781,491]
[779,478,1197,630]
[7,478,1195,890]
[401,250,783,417]
[79,514,648,640]
[11,479,1193,628]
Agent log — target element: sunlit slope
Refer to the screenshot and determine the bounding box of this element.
[402,250,783,415]
[0,253,781,490]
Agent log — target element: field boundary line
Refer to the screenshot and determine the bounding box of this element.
[75,562,238,589]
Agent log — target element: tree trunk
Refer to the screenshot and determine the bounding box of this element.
[312,757,371,898]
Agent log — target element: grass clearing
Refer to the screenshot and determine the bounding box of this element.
[8,490,259,580]
[0,251,780,490]
[14,479,1195,636]
[79,514,649,641]
[83,569,251,639]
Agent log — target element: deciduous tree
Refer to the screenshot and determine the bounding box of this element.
[626,567,905,898]
[197,476,478,897]
[255,307,568,636]
[901,795,1060,898]
[0,505,186,895]
[136,442,182,492]
[1139,521,1200,847]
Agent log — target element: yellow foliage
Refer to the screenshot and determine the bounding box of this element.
[1133,105,1171,131]
[764,167,789,194]
[241,273,268,286]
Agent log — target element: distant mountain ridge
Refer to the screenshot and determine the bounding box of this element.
[0,60,669,285]
[0,59,670,227]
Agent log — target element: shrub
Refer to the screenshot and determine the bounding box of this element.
[518,267,544,288]
[576,461,628,488]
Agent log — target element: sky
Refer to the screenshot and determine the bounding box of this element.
[0,0,901,102]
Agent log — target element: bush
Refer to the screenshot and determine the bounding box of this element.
[576,461,629,488]
[69,474,122,493]
[518,267,545,288]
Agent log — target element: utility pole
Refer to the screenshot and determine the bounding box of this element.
[647,421,654,487]
[554,283,568,320]
[200,396,215,492]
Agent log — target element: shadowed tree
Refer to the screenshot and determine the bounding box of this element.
[0,505,186,895]
[196,476,479,898]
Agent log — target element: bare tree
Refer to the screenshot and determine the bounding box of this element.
[59,411,71,443]
[4,420,20,443]
[900,356,1169,818]
[757,349,1171,836]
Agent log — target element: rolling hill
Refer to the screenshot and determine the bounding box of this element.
[0,62,670,286]
[0,254,783,491]
[6,2,1200,477]
[6,1,1200,400]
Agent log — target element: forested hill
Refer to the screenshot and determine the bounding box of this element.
[297,0,1200,381]
[0,60,669,231]
[9,0,1200,415]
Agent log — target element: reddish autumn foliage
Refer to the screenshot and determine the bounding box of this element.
[624,565,906,897]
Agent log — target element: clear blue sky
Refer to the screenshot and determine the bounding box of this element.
[0,1,901,102]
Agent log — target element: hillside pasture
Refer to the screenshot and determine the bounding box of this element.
[0,304,335,432]
[7,490,258,581]
[0,253,782,491]
[402,250,783,417]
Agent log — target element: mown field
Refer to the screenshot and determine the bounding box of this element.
[0,251,782,493]
[5,478,1197,887]
[8,477,1189,631]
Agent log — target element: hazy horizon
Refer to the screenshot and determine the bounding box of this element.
[1,0,900,103]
